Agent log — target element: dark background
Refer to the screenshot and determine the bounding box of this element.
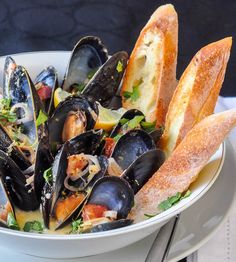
[0,0,235,96]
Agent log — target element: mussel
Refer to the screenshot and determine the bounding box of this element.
[44,130,105,229]
[0,150,39,211]
[111,129,156,170]
[48,95,98,153]
[79,176,134,233]
[62,36,108,92]
[34,66,58,116]
[82,51,128,107]
[122,149,165,194]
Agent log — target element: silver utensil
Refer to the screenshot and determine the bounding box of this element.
[145,215,180,262]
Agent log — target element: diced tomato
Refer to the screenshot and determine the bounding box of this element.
[37,85,52,101]
[104,137,115,157]
[82,204,108,221]
[66,154,88,177]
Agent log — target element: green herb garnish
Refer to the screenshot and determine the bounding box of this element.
[70,218,83,234]
[119,118,129,125]
[36,110,48,127]
[23,221,44,233]
[43,167,53,185]
[158,191,191,211]
[87,69,97,79]
[0,98,17,123]
[127,115,145,129]
[113,134,122,142]
[123,79,143,102]
[7,212,20,230]
[116,61,123,73]
[144,213,157,219]
[141,121,156,132]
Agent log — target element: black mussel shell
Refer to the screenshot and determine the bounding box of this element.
[41,182,53,229]
[86,219,133,233]
[48,95,98,153]
[0,150,39,211]
[8,65,46,147]
[149,128,164,144]
[34,66,58,116]
[87,176,134,219]
[34,136,54,202]
[62,36,108,92]
[111,129,156,170]
[2,56,17,98]
[110,109,145,139]
[51,130,103,212]
[0,124,31,171]
[122,149,165,194]
[82,51,128,107]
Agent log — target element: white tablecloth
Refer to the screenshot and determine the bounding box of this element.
[197,96,236,262]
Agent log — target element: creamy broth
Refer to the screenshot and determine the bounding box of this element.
[15,209,72,235]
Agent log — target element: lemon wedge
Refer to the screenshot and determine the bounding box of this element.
[54,87,70,108]
[95,104,126,131]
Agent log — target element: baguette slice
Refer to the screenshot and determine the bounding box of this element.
[129,109,236,222]
[161,37,232,157]
[121,4,178,125]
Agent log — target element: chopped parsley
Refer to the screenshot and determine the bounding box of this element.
[116,61,123,73]
[70,218,83,234]
[36,110,48,127]
[123,79,143,102]
[113,133,122,142]
[23,220,44,233]
[141,121,156,132]
[0,98,17,123]
[158,191,191,211]
[119,118,129,125]
[7,212,20,230]
[43,167,53,185]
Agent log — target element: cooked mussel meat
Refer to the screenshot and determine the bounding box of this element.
[49,96,98,153]
[62,36,108,92]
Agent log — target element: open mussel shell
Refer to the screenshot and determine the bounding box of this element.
[62,36,108,92]
[122,149,165,194]
[0,124,31,171]
[85,219,133,233]
[82,51,128,107]
[47,130,103,229]
[8,65,46,148]
[0,177,15,228]
[87,176,134,219]
[34,66,58,116]
[48,95,98,153]
[111,129,156,170]
[0,150,39,211]
[2,56,17,98]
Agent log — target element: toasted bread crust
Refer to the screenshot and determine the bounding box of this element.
[129,109,236,222]
[160,38,232,157]
[121,4,178,125]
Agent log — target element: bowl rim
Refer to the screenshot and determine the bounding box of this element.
[0,51,226,240]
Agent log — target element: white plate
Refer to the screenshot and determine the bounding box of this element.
[0,140,235,262]
[0,51,228,259]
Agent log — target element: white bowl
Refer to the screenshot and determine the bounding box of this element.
[0,52,226,258]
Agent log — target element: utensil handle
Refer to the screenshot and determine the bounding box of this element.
[145,215,180,262]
